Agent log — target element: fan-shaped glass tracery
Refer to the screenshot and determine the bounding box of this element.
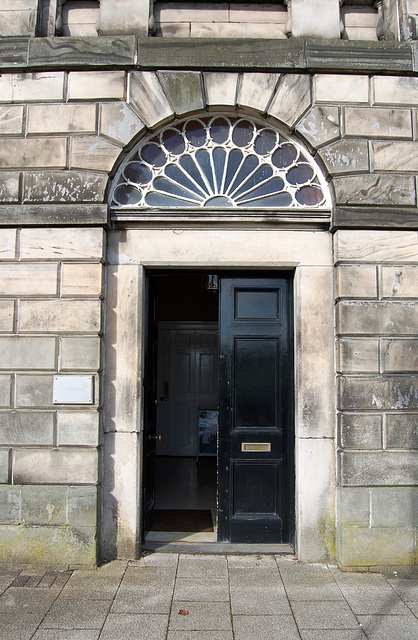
[110,116,330,210]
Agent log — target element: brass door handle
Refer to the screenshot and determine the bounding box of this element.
[148,434,162,441]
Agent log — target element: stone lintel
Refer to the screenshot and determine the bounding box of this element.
[333,207,418,231]
[0,204,109,227]
[27,36,137,70]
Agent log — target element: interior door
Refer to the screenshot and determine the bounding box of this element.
[218,274,293,544]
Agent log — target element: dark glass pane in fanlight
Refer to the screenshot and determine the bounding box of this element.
[165,164,207,198]
[224,149,244,192]
[179,155,210,195]
[238,192,293,207]
[154,176,202,202]
[196,149,215,192]
[123,162,152,185]
[162,129,186,155]
[228,155,259,195]
[286,164,314,186]
[234,164,274,198]
[204,195,234,207]
[295,185,324,206]
[254,129,277,155]
[114,184,142,206]
[210,117,229,144]
[145,192,195,207]
[213,147,227,191]
[236,176,285,203]
[272,143,298,169]
[185,120,207,147]
[140,143,167,167]
[232,120,255,148]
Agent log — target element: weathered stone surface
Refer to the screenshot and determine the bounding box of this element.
[29,36,135,69]
[19,300,102,333]
[0,486,20,524]
[0,263,57,295]
[291,0,341,38]
[129,71,174,128]
[237,73,280,114]
[0,138,67,169]
[20,228,105,260]
[344,106,412,138]
[229,4,287,24]
[158,71,204,115]
[27,103,96,135]
[0,204,108,227]
[70,137,122,173]
[0,449,9,482]
[60,337,101,371]
[333,207,418,230]
[16,374,53,408]
[334,230,418,263]
[155,3,228,22]
[268,74,311,128]
[23,171,107,204]
[371,487,418,527]
[339,450,417,485]
[0,8,37,37]
[319,140,369,175]
[296,106,340,148]
[337,301,418,336]
[382,265,418,298]
[99,103,145,146]
[0,411,54,445]
[21,485,67,526]
[61,263,103,297]
[340,376,418,410]
[0,36,28,68]
[0,301,14,333]
[382,339,418,373]
[13,449,98,484]
[0,375,11,407]
[386,413,418,449]
[338,526,415,566]
[0,71,64,102]
[333,174,416,206]
[373,75,418,106]
[337,487,370,526]
[57,411,100,447]
[68,486,98,527]
[372,141,418,172]
[0,228,16,259]
[336,265,377,299]
[68,71,126,101]
[0,105,23,134]
[190,22,287,38]
[204,72,239,110]
[0,337,56,370]
[97,0,149,37]
[337,339,379,373]
[338,413,382,450]
[0,172,19,203]
[315,74,369,104]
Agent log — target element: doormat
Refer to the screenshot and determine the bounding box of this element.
[151,509,213,532]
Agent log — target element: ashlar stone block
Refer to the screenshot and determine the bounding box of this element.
[338,413,382,449]
[0,337,56,370]
[19,299,101,333]
[382,339,418,373]
[0,229,16,260]
[0,301,14,332]
[382,266,418,298]
[13,448,98,484]
[339,450,417,486]
[190,22,287,38]
[129,71,174,128]
[16,374,53,408]
[0,72,65,103]
[0,449,9,482]
[371,487,418,527]
[158,71,204,115]
[0,375,11,407]
[373,76,418,106]
[67,486,98,527]
[337,338,379,373]
[99,103,145,146]
[204,72,239,110]
[68,71,126,101]
[0,263,58,295]
[21,485,67,526]
[344,107,412,138]
[372,141,418,172]
[315,74,369,104]
[57,411,100,447]
[0,138,67,169]
[20,228,105,261]
[338,526,415,567]
[291,0,341,38]
[0,173,19,203]
[337,300,418,336]
[340,376,418,410]
[319,139,369,175]
[27,104,97,135]
[61,263,103,297]
[97,0,150,37]
[268,74,311,128]
[70,137,121,173]
[337,487,370,526]
[59,337,101,372]
[333,174,416,206]
[0,411,54,445]
[237,73,280,115]
[296,106,340,148]
[334,230,418,263]
[0,105,23,134]
[0,486,20,525]
[386,413,418,449]
[336,265,377,299]
[23,171,108,204]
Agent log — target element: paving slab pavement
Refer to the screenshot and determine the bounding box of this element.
[0,554,417,639]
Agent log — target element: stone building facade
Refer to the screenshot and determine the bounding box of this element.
[0,0,417,570]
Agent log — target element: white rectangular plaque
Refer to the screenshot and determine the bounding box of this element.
[53,375,94,405]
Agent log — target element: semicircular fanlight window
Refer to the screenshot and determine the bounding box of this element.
[110,116,330,209]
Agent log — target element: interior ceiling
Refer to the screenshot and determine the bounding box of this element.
[151,273,219,322]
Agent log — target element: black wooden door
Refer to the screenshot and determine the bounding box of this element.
[218,274,293,543]
[142,278,159,537]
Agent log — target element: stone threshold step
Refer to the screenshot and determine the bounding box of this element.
[142,542,295,554]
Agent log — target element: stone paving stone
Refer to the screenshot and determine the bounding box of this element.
[169,601,232,631]
[232,614,301,640]
[122,565,177,587]
[0,613,44,640]
[339,586,410,615]
[229,568,284,590]
[291,600,360,630]
[0,571,20,593]
[230,587,292,615]
[300,631,367,640]
[32,631,100,640]
[173,577,229,602]
[0,587,58,613]
[228,554,279,569]
[100,613,168,640]
[177,554,228,579]
[131,553,179,567]
[283,582,346,601]
[387,578,418,601]
[40,598,111,629]
[357,614,418,639]
[167,632,233,640]
[111,588,174,614]
[60,578,122,601]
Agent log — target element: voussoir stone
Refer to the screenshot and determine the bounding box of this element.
[296,105,340,147]
[237,72,280,114]
[158,71,204,115]
[129,71,174,128]
[268,74,311,128]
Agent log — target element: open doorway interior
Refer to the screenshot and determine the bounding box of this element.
[146,272,219,542]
